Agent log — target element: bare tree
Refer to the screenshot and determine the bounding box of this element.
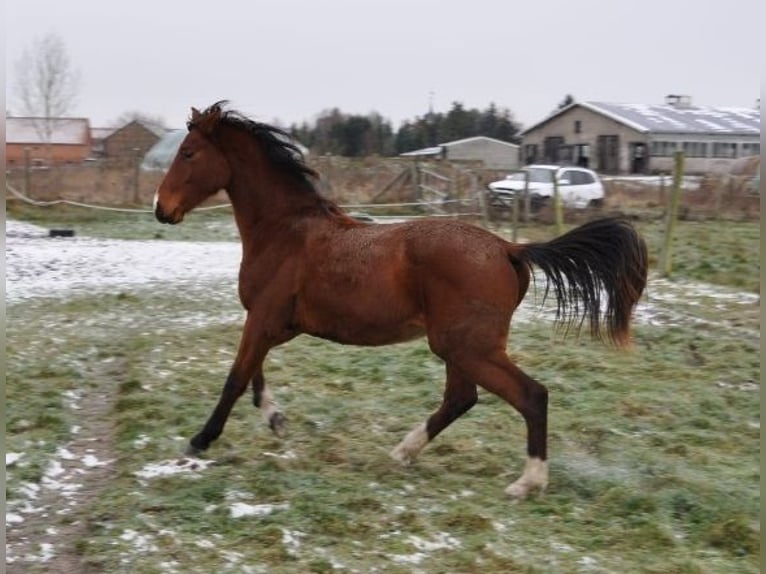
[13,32,81,143]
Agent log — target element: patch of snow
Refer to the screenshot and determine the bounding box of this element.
[6,513,25,524]
[82,454,112,467]
[44,459,67,478]
[56,447,77,460]
[262,450,297,460]
[281,528,305,556]
[132,434,151,449]
[407,532,461,552]
[134,457,216,482]
[6,452,24,466]
[120,529,158,553]
[230,502,290,518]
[39,542,56,563]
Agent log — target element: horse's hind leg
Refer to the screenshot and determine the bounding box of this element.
[460,351,549,498]
[391,365,477,464]
[252,369,287,438]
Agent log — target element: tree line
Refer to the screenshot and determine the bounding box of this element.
[289,101,522,157]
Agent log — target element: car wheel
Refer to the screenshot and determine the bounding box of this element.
[530,194,550,213]
[588,198,604,209]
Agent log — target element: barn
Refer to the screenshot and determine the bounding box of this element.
[520,95,760,175]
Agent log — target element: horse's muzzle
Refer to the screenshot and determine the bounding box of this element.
[155,204,177,225]
[153,190,179,224]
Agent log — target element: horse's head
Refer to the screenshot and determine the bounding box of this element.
[154,103,232,224]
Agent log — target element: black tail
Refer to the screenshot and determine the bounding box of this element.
[514,217,648,346]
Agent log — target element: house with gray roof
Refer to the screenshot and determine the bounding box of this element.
[520,95,760,174]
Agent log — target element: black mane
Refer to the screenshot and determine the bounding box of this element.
[191,101,319,189]
[190,102,354,222]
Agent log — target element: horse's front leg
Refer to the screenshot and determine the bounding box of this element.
[252,369,287,438]
[186,314,271,456]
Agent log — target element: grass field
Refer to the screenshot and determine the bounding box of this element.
[5,205,761,573]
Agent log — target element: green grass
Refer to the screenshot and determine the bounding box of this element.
[5,205,760,572]
[6,285,760,573]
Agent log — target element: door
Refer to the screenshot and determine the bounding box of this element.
[596,135,619,174]
[630,142,647,173]
[543,136,565,163]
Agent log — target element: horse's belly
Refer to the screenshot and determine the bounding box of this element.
[295,290,426,346]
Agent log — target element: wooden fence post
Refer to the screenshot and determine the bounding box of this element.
[552,172,564,234]
[659,150,685,276]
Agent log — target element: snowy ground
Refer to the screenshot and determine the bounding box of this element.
[6,220,242,303]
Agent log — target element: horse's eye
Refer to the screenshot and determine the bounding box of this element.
[180,149,194,160]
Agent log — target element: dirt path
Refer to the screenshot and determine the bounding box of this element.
[6,357,122,573]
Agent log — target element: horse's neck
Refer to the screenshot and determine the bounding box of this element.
[221,136,332,245]
[226,173,325,246]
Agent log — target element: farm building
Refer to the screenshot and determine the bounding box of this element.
[400,136,520,170]
[520,96,760,175]
[6,116,92,166]
[91,119,166,162]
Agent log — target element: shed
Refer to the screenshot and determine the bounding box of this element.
[401,136,520,170]
[520,96,760,174]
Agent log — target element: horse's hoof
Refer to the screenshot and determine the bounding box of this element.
[185,443,206,457]
[505,480,546,499]
[269,412,288,438]
[389,445,415,466]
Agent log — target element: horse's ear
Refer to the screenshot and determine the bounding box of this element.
[191,107,202,121]
[195,105,222,136]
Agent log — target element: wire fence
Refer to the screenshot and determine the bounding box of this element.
[5,182,485,219]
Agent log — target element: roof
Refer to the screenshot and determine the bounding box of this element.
[110,119,168,139]
[442,135,519,148]
[400,136,518,156]
[140,129,188,170]
[400,145,442,157]
[7,117,91,145]
[90,127,116,141]
[522,101,760,136]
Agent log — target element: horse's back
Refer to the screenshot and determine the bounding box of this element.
[294,218,526,347]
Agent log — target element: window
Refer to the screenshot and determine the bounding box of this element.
[712,142,737,158]
[650,141,677,156]
[574,120,581,134]
[682,142,708,158]
[524,144,538,164]
[741,142,760,156]
[561,170,594,185]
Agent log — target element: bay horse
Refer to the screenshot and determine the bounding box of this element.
[154,102,647,498]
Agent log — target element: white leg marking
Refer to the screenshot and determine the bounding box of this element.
[152,190,159,211]
[259,385,286,437]
[390,423,429,465]
[259,385,279,423]
[505,457,548,499]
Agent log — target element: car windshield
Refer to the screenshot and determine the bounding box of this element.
[524,168,555,183]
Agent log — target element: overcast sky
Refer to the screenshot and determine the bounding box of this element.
[5,0,762,131]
